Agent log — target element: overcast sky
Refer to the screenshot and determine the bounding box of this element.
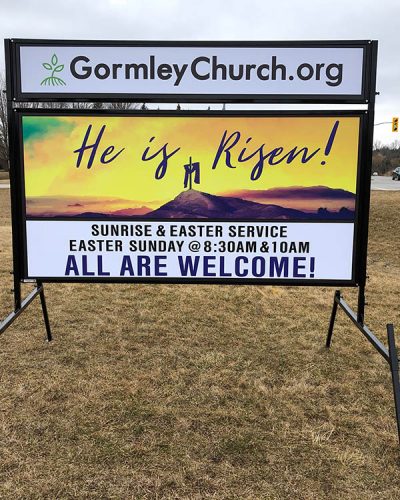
[0,0,398,144]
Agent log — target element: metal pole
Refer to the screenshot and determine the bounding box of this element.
[326,290,340,347]
[356,41,378,325]
[38,281,52,342]
[387,324,400,445]
[4,39,22,310]
[357,283,366,325]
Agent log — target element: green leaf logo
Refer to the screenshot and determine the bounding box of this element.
[40,54,66,86]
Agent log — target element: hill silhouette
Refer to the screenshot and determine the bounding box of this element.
[145,189,354,220]
[27,188,355,220]
[229,186,356,200]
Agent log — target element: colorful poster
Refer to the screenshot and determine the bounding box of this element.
[21,113,361,282]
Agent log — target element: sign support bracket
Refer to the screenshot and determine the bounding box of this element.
[326,290,400,445]
[0,281,52,341]
[324,41,400,445]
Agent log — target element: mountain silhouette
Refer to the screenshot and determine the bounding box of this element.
[145,189,325,220]
[71,212,111,218]
[229,186,356,200]
[27,188,355,220]
[111,206,151,216]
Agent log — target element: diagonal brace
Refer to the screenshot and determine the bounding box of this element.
[0,283,52,341]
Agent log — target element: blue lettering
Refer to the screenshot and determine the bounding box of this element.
[178,256,200,276]
[252,256,266,277]
[97,255,110,276]
[82,255,95,276]
[65,255,79,276]
[293,257,307,278]
[120,255,134,276]
[235,256,248,277]
[137,256,151,276]
[203,256,216,276]
[219,256,232,277]
[270,257,289,278]
[154,256,167,276]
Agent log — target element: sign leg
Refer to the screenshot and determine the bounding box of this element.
[326,290,340,348]
[387,324,400,445]
[37,281,52,342]
[357,283,366,325]
[12,273,22,311]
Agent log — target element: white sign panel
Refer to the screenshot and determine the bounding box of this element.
[26,221,354,281]
[16,43,365,98]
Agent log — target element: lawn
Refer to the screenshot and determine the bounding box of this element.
[0,171,10,183]
[0,189,399,499]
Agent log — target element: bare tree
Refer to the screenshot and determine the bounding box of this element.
[92,101,103,110]
[373,139,382,150]
[372,140,400,175]
[0,75,9,168]
[72,101,93,110]
[0,70,141,170]
[108,102,139,110]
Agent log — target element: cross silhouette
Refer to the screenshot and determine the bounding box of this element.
[183,156,200,190]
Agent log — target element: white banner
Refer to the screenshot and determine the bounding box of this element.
[18,44,364,97]
[25,221,354,281]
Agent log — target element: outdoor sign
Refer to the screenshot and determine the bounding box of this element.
[19,111,362,284]
[7,40,370,102]
[5,39,400,449]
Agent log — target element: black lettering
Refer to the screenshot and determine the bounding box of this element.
[257,64,269,81]
[125,63,149,79]
[211,56,227,80]
[173,63,188,86]
[245,64,257,80]
[70,56,91,79]
[326,63,343,87]
[271,56,286,80]
[94,64,111,80]
[191,56,210,80]
[315,63,325,80]
[112,63,123,79]
[228,64,244,81]
[157,63,172,80]
[297,63,314,81]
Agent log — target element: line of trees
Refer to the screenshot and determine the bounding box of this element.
[372,140,400,176]
[0,74,142,171]
[2,72,399,176]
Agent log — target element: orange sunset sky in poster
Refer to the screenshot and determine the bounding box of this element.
[22,115,360,217]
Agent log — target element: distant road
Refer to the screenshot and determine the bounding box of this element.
[371,176,400,191]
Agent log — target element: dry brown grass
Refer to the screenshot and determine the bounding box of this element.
[0,189,399,499]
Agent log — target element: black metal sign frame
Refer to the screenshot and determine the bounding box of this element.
[3,38,399,448]
[14,108,365,287]
[6,39,372,104]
